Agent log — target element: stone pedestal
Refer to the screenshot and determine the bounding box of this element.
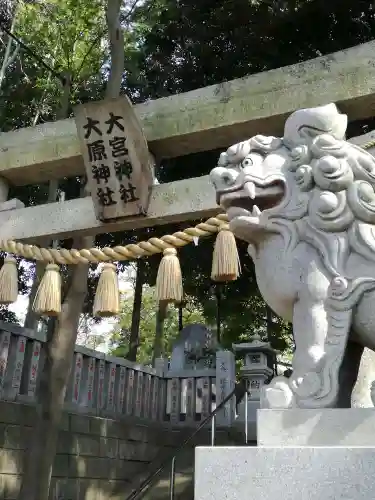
[195,409,375,499]
[195,446,375,500]
[257,408,375,446]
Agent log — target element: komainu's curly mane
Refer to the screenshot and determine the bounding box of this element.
[220,130,375,279]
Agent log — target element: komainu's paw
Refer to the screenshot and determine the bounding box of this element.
[260,376,295,409]
[290,371,321,398]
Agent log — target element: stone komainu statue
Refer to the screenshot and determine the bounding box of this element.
[210,103,375,409]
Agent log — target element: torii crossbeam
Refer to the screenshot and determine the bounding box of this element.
[1,41,375,242]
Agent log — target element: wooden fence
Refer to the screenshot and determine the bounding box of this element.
[0,321,234,426]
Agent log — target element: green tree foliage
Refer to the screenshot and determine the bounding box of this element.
[110,286,205,364]
[76,313,106,349]
[0,305,19,324]
[130,0,375,99]
[2,0,107,126]
[1,0,112,324]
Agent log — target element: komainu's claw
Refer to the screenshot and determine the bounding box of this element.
[260,376,295,409]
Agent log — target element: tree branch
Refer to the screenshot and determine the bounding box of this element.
[74,29,106,80]
[123,0,141,24]
[106,0,124,98]
[0,1,21,89]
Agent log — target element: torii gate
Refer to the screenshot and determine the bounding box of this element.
[1,40,375,500]
[0,40,375,244]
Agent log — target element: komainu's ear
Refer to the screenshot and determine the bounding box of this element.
[283,103,347,147]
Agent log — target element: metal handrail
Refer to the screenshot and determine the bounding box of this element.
[125,385,241,500]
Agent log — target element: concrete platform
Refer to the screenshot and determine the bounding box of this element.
[195,446,375,500]
[257,408,375,446]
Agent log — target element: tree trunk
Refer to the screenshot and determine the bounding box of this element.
[127,259,145,361]
[19,235,94,500]
[20,0,125,497]
[24,75,70,331]
[24,180,59,330]
[152,303,166,364]
[105,0,124,99]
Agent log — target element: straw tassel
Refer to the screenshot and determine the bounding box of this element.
[0,257,18,304]
[155,248,183,304]
[33,263,62,316]
[93,263,120,317]
[211,227,240,282]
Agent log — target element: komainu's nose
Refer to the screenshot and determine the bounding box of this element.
[209,166,239,192]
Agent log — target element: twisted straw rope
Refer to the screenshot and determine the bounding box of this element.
[0,213,229,265]
[361,138,375,150]
[0,139,373,266]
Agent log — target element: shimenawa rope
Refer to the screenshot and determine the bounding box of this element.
[1,139,373,265]
[0,213,229,265]
[0,138,371,314]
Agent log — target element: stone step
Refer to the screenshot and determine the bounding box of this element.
[126,428,246,499]
[142,469,194,500]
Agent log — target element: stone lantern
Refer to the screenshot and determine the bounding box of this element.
[232,335,277,441]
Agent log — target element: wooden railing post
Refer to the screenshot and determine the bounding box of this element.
[215,350,236,426]
[0,330,11,397]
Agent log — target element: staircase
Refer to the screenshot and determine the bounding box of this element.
[140,446,194,500]
[127,427,251,499]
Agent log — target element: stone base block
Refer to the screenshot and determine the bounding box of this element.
[195,446,375,500]
[257,408,375,446]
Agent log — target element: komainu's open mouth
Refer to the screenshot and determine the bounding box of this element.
[219,180,285,218]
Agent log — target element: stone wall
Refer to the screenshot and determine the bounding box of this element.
[0,400,181,500]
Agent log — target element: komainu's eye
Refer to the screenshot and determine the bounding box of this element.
[241,157,253,168]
